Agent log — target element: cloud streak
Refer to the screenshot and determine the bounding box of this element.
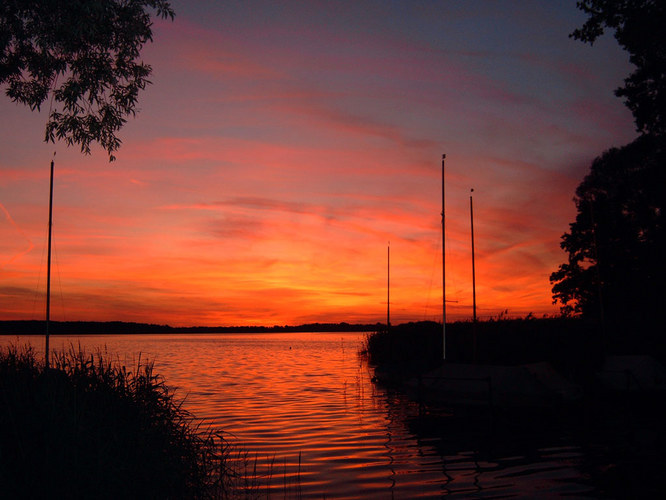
[0,1,638,326]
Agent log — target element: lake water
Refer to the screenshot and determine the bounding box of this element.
[2,332,663,498]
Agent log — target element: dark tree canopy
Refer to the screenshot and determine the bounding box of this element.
[0,0,174,161]
[571,0,666,137]
[550,135,666,326]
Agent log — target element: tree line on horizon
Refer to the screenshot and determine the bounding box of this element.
[2,1,664,341]
[0,320,386,335]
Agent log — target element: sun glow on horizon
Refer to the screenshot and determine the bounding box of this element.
[0,1,636,327]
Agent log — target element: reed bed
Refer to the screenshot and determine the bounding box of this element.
[364,318,609,383]
[0,344,289,499]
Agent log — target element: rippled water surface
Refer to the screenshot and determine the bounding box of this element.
[3,332,664,498]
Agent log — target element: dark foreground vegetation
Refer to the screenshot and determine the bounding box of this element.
[367,316,666,498]
[365,316,666,382]
[0,346,234,499]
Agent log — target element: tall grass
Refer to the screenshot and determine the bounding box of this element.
[364,321,444,380]
[0,345,250,499]
[365,318,607,382]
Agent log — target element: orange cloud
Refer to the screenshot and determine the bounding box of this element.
[0,3,637,326]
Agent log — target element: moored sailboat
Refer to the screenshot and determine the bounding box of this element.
[411,154,583,409]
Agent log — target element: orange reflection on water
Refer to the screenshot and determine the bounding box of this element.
[1,331,441,497]
[2,331,620,497]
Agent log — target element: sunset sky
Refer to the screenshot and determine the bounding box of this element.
[1,0,637,327]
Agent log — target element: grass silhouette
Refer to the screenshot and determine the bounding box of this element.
[1,345,235,499]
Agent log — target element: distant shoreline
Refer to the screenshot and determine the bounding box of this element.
[0,320,384,336]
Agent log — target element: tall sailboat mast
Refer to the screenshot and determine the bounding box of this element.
[470,189,477,324]
[45,157,54,368]
[387,242,390,330]
[442,154,446,360]
[470,189,477,362]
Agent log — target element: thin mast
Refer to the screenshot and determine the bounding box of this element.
[45,157,54,369]
[470,189,477,324]
[387,242,390,330]
[470,189,477,362]
[442,154,446,360]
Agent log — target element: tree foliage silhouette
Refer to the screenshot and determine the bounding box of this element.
[572,0,666,137]
[550,135,666,325]
[0,0,174,161]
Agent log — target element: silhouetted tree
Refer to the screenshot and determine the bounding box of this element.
[0,0,174,161]
[551,135,666,328]
[572,0,666,137]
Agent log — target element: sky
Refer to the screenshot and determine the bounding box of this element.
[1,0,638,327]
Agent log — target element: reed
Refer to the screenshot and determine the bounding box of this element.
[212,435,303,499]
[0,344,239,499]
[364,321,444,379]
[364,318,609,382]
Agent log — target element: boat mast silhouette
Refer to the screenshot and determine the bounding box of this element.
[387,242,390,330]
[45,155,55,368]
[442,154,446,359]
[470,189,477,323]
[470,188,477,362]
